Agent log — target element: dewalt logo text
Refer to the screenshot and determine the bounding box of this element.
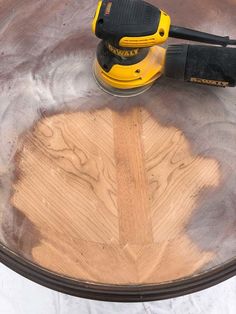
[107,44,139,57]
[190,77,229,87]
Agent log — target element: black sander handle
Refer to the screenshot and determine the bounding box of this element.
[165,45,236,87]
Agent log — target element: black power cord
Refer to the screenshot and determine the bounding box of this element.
[169,25,236,47]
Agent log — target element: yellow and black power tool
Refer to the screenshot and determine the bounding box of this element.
[92,0,236,97]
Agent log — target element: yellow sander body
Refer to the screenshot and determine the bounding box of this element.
[92,0,170,96]
[93,45,166,97]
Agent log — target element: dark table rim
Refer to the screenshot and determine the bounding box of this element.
[0,243,235,302]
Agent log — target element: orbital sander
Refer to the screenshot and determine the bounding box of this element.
[92,0,236,97]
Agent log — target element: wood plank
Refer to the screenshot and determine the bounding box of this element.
[113,107,153,245]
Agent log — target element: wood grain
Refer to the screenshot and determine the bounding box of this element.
[113,108,153,245]
[8,107,221,284]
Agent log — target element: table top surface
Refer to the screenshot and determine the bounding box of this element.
[0,0,235,302]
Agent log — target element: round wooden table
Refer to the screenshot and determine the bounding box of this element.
[0,0,235,302]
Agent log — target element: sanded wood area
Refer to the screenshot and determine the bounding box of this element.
[9,107,222,284]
